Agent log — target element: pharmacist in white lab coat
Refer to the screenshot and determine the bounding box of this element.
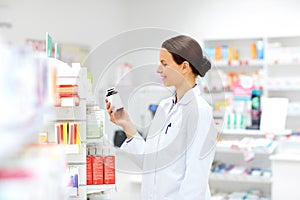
[106,35,218,200]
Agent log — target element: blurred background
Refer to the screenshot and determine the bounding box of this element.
[1,0,300,199]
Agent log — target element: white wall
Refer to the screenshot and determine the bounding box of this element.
[121,0,300,40]
[1,0,300,48]
[0,0,128,47]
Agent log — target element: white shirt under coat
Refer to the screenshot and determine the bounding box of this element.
[121,85,218,200]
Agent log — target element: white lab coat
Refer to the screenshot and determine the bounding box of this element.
[121,86,218,200]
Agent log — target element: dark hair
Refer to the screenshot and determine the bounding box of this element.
[161,35,211,77]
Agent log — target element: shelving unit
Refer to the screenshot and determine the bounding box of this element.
[85,94,116,198]
[42,58,89,200]
[203,37,265,93]
[0,47,69,200]
[210,129,275,198]
[202,36,300,130]
[85,135,117,197]
[203,36,300,199]
[265,36,300,132]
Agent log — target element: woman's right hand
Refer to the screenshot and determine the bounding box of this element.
[105,99,137,138]
[105,99,128,127]
[105,99,136,139]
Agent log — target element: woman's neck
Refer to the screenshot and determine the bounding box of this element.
[175,80,195,103]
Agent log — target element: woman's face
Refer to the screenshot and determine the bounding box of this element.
[157,48,184,87]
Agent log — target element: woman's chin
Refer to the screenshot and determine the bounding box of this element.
[162,81,170,87]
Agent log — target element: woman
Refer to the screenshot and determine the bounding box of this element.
[106,35,218,200]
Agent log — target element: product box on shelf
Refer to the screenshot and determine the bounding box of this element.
[86,143,116,186]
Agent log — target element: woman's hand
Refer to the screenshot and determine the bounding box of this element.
[105,99,137,138]
[105,98,129,128]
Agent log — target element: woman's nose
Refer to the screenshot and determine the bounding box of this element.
[156,64,163,73]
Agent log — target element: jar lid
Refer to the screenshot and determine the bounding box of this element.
[106,87,117,96]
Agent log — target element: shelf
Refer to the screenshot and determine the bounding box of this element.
[221,129,266,136]
[270,153,300,162]
[203,90,232,94]
[266,78,300,91]
[86,137,103,143]
[209,173,272,184]
[87,184,116,194]
[267,87,300,91]
[216,140,278,155]
[268,61,300,66]
[213,60,264,68]
[220,129,292,136]
[44,103,87,121]
[213,112,225,119]
[66,143,87,164]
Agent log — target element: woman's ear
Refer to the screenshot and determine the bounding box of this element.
[181,61,191,74]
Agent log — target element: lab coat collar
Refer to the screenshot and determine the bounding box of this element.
[174,84,200,105]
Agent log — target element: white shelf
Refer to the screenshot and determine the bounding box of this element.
[87,184,116,195]
[213,60,264,68]
[268,61,300,66]
[213,110,225,117]
[45,103,87,121]
[66,143,87,164]
[210,173,272,184]
[221,129,265,136]
[216,141,278,155]
[86,137,103,143]
[266,77,300,91]
[220,129,292,136]
[270,153,300,162]
[267,87,300,91]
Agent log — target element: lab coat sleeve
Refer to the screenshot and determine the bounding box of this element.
[120,100,168,171]
[120,100,165,154]
[120,133,145,154]
[177,106,217,200]
[120,102,166,168]
[120,133,146,169]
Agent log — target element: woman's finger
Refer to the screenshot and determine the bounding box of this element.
[107,105,115,117]
[106,101,110,110]
[108,107,111,113]
[110,105,115,114]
